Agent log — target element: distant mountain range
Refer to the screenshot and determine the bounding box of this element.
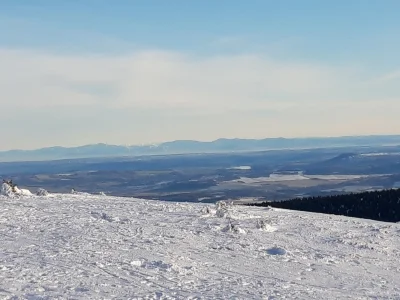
[2,135,400,162]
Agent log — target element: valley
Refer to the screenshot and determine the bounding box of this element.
[2,145,400,203]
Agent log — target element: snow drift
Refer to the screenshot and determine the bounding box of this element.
[1,182,48,197]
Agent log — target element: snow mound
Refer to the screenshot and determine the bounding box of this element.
[1,182,14,196]
[256,219,277,232]
[71,188,91,196]
[1,183,32,197]
[36,188,49,196]
[1,182,51,198]
[13,186,33,196]
[221,221,247,234]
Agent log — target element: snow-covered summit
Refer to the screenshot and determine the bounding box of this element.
[1,192,399,299]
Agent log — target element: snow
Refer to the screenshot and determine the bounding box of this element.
[232,175,308,183]
[360,152,400,157]
[1,183,14,196]
[1,192,400,299]
[228,166,252,170]
[305,174,370,180]
[197,197,211,202]
[1,183,47,197]
[13,186,33,196]
[230,173,374,184]
[1,183,33,197]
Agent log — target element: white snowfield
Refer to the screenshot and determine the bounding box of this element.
[1,191,400,299]
[229,174,375,184]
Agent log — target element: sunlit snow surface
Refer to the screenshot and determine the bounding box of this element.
[1,193,400,299]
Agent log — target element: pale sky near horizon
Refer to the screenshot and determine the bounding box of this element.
[1,1,400,150]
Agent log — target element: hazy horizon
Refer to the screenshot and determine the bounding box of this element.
[1,133,400,152]
[2,1,400,151]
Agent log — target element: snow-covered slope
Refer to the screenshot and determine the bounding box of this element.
[1,193,399,299]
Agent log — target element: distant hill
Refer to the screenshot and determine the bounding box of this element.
[2,135,400,162]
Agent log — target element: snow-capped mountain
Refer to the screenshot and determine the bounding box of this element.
[1,189,399,299]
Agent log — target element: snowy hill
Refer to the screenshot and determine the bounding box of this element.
[1,192,400,299]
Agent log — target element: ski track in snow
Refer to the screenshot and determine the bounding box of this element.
[1,193,400,299]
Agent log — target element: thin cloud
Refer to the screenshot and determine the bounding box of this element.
[0,47,399,150]
[0,48,354,110]
[373,70,400,83]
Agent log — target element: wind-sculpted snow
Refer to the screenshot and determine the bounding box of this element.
[1,183,40,197]
[1,182,14,197]
[1,193,400,299]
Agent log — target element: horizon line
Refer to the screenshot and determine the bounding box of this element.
[2,133,400,153]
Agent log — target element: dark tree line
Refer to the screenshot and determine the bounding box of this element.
[246,189,400,223]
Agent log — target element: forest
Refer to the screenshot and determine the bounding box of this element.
[247,189,400,223]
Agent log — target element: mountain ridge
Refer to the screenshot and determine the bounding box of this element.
[2,134,400,162]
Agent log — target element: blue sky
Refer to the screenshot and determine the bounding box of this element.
[1,1,400,150]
